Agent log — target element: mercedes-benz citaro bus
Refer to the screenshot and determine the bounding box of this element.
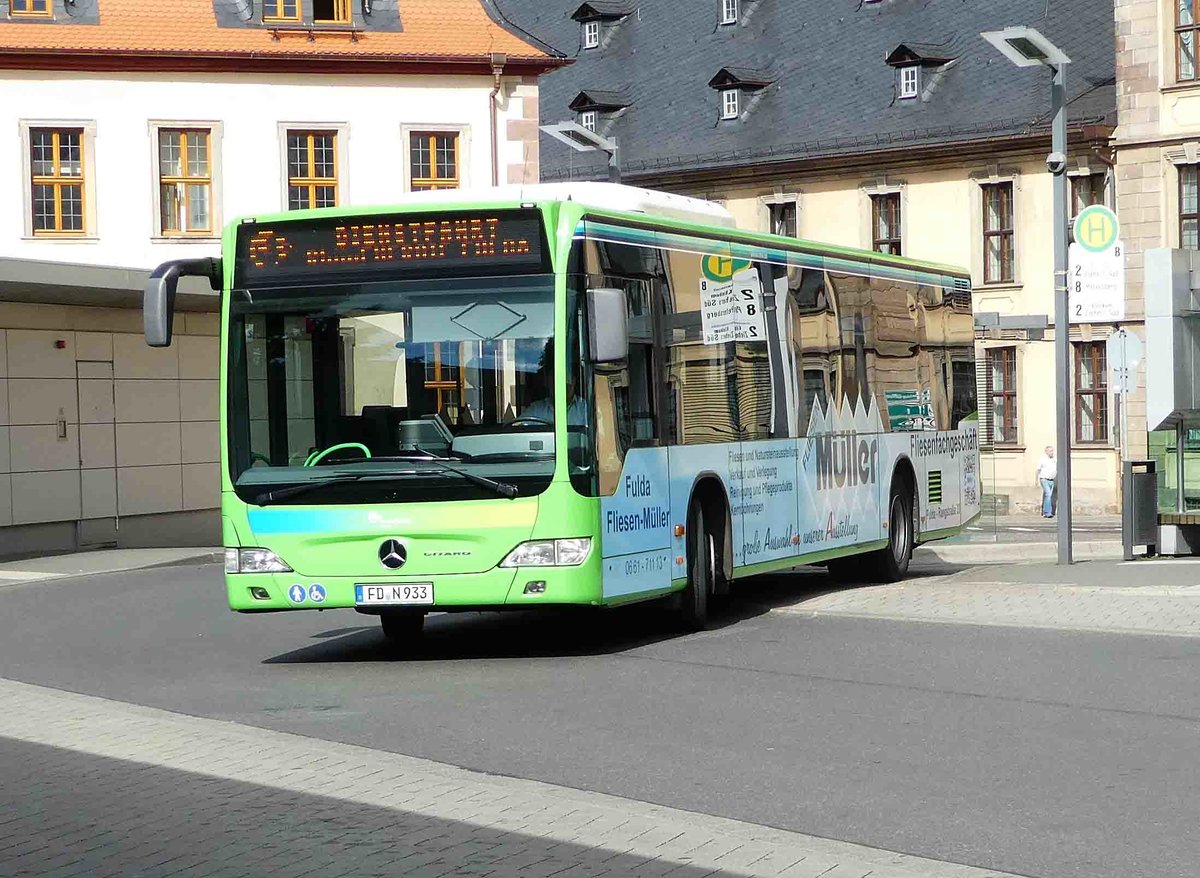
[144,183,980,643]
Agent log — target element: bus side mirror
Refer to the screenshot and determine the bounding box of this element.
[144,257,221,347]
[587,287,627,364]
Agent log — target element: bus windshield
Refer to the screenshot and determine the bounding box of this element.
[227,274,560,504]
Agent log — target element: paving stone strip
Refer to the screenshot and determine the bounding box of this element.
[780,579,1200,638]
[0,677,1020,878]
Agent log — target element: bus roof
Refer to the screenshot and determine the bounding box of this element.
[234,183,970,281]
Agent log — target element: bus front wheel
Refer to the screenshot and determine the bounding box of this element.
[380,610,425,643]
[677,506,713,631]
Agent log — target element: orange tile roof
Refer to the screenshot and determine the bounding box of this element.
[0,0,561,69]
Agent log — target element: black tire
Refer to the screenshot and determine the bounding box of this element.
[380,610,425,643]
[677,505,712,631]
[863,475,914,583]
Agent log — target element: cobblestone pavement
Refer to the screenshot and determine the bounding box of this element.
[0,678,1020,878]
[777,559,1200,637]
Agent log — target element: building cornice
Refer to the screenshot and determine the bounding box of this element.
[0,49,568,77]
[562,125,1115,188]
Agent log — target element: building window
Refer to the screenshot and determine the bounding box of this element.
[768,201,796,237]
[721,89,740,120]
[1179,0,1200,81]
[721,0,738,24]
[583,20,600,48]
[410,132,460,191]
[899,66,920,99]
[580,110,597,132]
[158,129,212,236]
[9,0,51,16]
[1070,172,1106,241]
[1181,164,1200,249]
[313,0,351,23]
[262,0,299,21]
[987,347,1018,445]
[982,181,1015,284]
[30,128,85,236]
[286,130,338,210]
[1074,341,1108,444]
[871,192,902,255]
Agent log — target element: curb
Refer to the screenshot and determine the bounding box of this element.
[915,541,1124,564]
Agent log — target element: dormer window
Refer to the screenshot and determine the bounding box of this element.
[582,20,600,49]
[313,0,352,24]
[572,3,632,51]
[569,89,631,134]
[885,42,957,103]
[262,0,300,22]
[10,0,51,16]
[721,89,740,120]
[721,0,739,25]
[709,66,774,123]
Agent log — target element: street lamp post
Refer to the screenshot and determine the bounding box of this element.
[981,26,1074,565]
[539,121,621,183]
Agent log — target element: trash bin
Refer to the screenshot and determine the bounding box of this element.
[1123,460,1158,560]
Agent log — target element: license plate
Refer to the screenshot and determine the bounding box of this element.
[355,583,434,606]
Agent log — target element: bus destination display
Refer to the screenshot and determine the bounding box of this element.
[234,211,546,286]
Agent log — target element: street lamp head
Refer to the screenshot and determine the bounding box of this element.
[540,120,617,154]
[980,26,1071,69]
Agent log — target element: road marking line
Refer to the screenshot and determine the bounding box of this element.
[0,677,1020,878]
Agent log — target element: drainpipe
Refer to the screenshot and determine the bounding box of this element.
[489,53,508,188]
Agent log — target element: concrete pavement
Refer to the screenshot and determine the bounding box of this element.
[0,547,220,585]
[0,677,1019,878]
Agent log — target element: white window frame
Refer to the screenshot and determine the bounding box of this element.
[582,20,600,49]
[19,119,99,241]
[148,120,223,243]
[721,89,740,120]
[580,110,597,133]
[760,192,800,237]
[400,123,472,193]
[276,122,350,212]
[721,0,739,25]
[899,66,920,99]
[859,180,906,255]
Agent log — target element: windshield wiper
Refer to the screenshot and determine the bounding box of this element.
[253,473,367,506]
[411,447,519,499]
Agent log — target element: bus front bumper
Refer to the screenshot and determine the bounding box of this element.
[226,565,602,612]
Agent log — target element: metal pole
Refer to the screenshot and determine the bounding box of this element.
[1178,421,1187,514]
[1052,62,1073,565]
[607,138,621,183]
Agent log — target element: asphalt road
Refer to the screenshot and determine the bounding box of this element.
[2,561,1197,878]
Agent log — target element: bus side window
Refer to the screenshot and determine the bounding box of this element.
[585,238,665,496]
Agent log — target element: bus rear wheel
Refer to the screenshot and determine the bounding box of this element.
[677,506,713,631]
[864,476,914,582]
[380,610,425,644]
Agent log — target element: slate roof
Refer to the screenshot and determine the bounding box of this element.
[494,0,1117,181]
[0,0,562,67]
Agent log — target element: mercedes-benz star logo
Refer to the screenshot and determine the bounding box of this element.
[379,539,407,570]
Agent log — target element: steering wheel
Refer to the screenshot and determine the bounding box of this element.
[303,443,372,467]
[509,417,553,428]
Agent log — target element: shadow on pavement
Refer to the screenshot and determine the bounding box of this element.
[264,560,982,665]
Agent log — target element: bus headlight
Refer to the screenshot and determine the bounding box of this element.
[225,548,293,574]
[500,538,591,568]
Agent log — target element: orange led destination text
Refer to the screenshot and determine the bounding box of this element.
[246,217,531,269]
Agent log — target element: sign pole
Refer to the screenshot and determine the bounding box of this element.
[1052,62,1073,565]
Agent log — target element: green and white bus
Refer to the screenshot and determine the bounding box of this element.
[145,183,979,640]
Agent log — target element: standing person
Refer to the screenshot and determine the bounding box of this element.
[1036,445,1057,519]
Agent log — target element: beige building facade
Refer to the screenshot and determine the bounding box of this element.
[651,135,1121,514]
[1114,0,1200,508]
